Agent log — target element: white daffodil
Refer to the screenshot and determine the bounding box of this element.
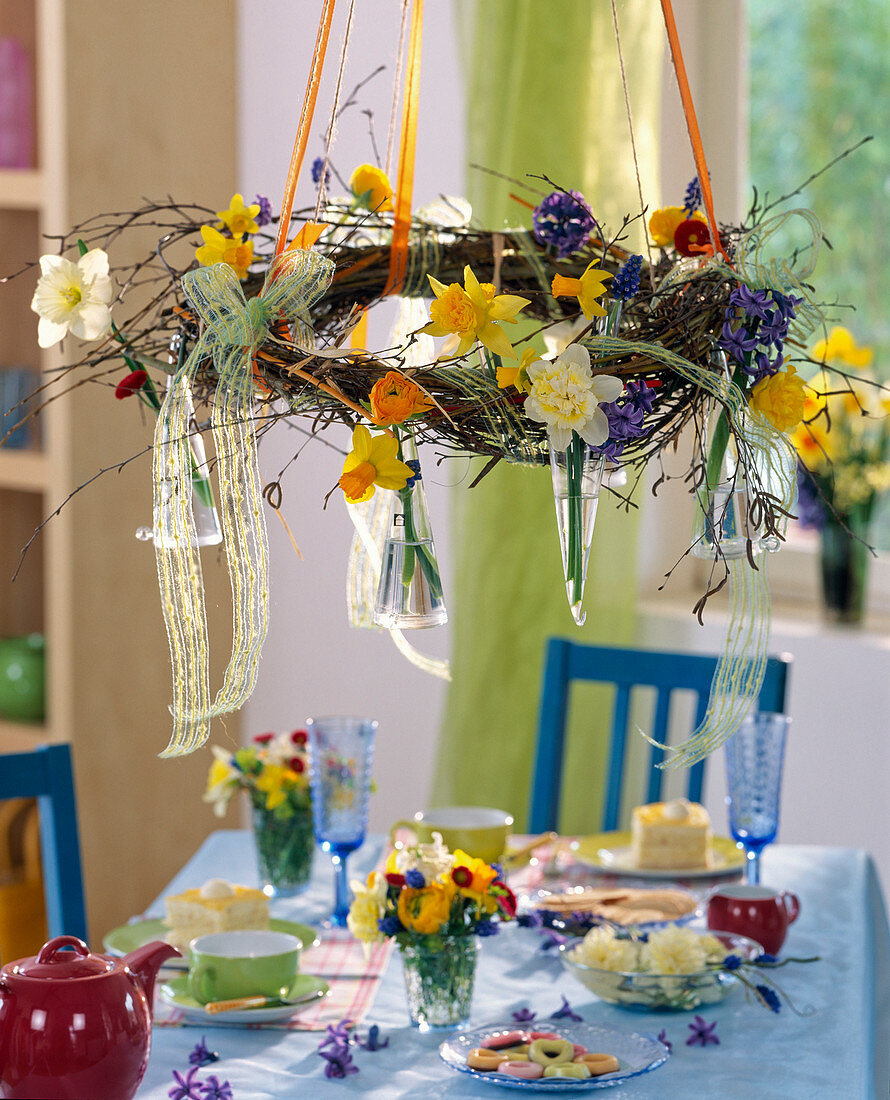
[524,342,623,450]
[30,248,113,348]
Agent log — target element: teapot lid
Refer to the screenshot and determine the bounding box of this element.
[8,936,115,979]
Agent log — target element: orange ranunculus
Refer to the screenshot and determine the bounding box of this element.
[397,883,453,935]
[369,371,434,426]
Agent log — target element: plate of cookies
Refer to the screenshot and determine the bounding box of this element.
[527,885,699,936]
[439,1022,669,1090]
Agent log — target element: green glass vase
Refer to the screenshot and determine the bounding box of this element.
[251,803,315,898]
[819,514,869,624]
[399,934,478,1030]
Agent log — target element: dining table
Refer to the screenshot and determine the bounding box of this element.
[131,830,890,1098]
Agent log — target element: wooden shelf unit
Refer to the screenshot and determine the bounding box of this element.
[0,0,239,943]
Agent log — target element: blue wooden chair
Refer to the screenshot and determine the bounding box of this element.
[528,639,791,834]
[0,743,87,942]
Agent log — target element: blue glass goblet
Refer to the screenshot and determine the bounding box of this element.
[725,711,791,885]
[306,716,377,928]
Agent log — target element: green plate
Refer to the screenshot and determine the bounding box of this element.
[572,831,745,879]
[159,973,329,1025]
[103,917,320,968]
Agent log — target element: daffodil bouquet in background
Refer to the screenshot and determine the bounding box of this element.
[204,728,311,820]
[792,327,890,620]
[346,832,517,950]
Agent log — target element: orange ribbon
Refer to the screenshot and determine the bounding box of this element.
[660,0,727,261]
[383,0,424,296]
[274,0,338,257]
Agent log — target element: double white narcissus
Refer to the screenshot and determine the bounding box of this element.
[30,248,113,348]
[524,343,623,451]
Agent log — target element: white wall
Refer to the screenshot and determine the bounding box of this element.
[237,1,462,830]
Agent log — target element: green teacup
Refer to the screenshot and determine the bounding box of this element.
[187,930,302,1004]
[389,806,513,865]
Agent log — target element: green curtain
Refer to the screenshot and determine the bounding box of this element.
[432,0,664,834]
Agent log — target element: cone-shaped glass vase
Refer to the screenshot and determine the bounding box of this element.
[550,441,606,625]
[548,298,620,625]
[374,435,447,629]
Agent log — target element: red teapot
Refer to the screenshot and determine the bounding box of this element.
[0,934,180,1100]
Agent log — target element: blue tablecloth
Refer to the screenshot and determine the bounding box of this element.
[135,832,890,1099]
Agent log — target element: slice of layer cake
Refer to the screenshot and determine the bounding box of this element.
[630,798,713,870]
[163,878,269,949]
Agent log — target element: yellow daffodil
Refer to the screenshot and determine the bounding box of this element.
[195,226,254,279]
[350,163,394,212]
[525,343,623,450]
[254,764,294,810]
[497,345,540,391]
[397,883,453,935]
[750,363,806,432]
[30,248,113,348]
[347,872,388,947]
[551,261,612,320]
[648,206,706,247]
[420,264,530,360]
[338,424,414,503]
[811,325,874,369]
[369,371,433,426]
[216,193,261,237]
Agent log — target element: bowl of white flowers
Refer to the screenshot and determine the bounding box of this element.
[561,924,763,1011]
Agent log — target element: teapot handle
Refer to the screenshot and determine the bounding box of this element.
[36,936,90,964]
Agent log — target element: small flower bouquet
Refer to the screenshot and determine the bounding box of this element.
[347,833,517,1028]
[793,326,889,621]
[204,730,315,896]
[562,923,816,1014]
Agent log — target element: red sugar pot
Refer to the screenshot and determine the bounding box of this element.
[707,884,800,956]
[0,934,180,1100]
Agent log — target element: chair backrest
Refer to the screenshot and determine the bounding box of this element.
[0,743,87,942]
[528,639,791,834]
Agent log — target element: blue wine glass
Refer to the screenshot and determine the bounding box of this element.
[724,712,791,885]
[306,716,377,928]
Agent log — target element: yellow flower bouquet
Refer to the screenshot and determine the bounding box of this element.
[347,833,516,1028]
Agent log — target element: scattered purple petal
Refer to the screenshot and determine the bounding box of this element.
[318,1018,353,1052]
[550,995,583,1022]
[188,1037,219,1067]
[686,1015,720,1047]
[539,928,567,952]
[657,1028,673,1053]
[168,1066,203,1100]
[512,1007,537,1023]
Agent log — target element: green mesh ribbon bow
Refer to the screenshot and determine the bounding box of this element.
[153,251,333,756]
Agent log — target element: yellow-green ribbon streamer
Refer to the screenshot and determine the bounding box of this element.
[582,333,797,768]
[154,252,333,756]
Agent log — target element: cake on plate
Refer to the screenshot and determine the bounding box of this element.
[163,878,269,948]
[630,798,713,870]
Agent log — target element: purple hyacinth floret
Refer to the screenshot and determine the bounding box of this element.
[719,318,760,364]
[254,194,272,227]
[405,869,425,888]
[613,254,642,300]
[318,1019,353,1052]
[378,913,403,936]
[169,1067,203,1100]
[759,309,791,347]
[532,189,597,258]
[320,1047,360,1079]
[657,1028,673,1053]
[686,1015,720,1047]
[796,467,826,530]
[683,175,703,216]
[311,156,331,188]
[730,285,772,321]
[188,1037,219,1067]
[550,995,583,1022]
[625,380,657,416]
[199,1077,233,1100]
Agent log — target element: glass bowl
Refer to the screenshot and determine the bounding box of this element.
[560,929,763,1012]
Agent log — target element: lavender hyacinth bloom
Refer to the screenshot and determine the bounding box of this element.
[532,189,597,258]
[253,194,272,227]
